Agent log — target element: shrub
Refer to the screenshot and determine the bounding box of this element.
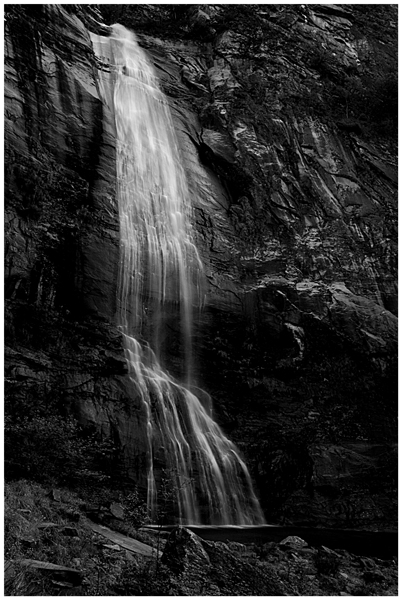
[124,490,150,529]
[116,559,172,596]
[309,46,340,81]
[4,414,101,484]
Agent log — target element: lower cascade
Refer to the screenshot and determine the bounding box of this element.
[91,24,265,525]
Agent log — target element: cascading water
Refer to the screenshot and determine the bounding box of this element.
[91,24,265,525]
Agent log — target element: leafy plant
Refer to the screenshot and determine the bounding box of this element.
[124,490,150,529]
[4,414,104,485]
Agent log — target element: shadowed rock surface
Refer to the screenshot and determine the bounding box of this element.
[5,4,397,529]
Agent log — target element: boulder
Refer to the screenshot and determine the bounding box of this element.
[162,527,285,596]
[109,502,125,521]
[162,526,210,575]
[279,535,308,550]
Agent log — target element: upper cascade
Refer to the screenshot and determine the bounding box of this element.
[90,23,265,525]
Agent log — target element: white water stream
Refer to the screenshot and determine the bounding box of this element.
[91,24,265,525]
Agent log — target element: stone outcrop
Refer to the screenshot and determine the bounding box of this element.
[159,526,397,596]
[161,526,285,595]
[5,5,397,528]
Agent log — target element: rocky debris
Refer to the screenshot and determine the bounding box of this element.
[159,526,397,596]
[161,526,285,596]
[162,526,211,575]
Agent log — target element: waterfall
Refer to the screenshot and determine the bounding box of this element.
[91,24,265,525]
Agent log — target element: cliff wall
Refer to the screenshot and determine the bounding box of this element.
[5,4,397,528]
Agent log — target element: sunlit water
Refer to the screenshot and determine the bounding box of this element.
[91,24,265,525]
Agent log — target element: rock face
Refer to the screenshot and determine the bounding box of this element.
[161,526,285,595]
[5,5,397,528]
[4,5,150,486]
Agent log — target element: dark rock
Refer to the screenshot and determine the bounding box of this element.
[61,527,80,537]
[337,119,363,135]
[18,536,37,548]
[320,546,342,557]
[60,508,81,523]
[51,489,61,502]
[363,569,386,583]
[162,526,210,575]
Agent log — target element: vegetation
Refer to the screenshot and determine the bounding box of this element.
[4,480,163,596]
[306,48,397,137]
[4,480,281,596]
[4,480,397,596]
